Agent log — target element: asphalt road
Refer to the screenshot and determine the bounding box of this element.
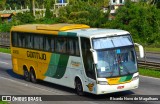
[137,52,160,62]
[0,53,160,104]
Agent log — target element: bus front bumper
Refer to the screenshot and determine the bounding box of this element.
[96,79,139,95]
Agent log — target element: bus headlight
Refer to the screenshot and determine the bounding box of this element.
[98,81,108,85]
[132,75,139,81]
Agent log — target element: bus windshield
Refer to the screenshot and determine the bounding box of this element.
[92,35,137,78]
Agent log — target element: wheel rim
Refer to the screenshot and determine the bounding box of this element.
[24,71,27,78]
[31,70,36,83]
[24,70,29,81]
[76,80,83,94]
[31,73,34,81]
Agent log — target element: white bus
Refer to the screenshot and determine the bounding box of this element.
[11,24,144,95]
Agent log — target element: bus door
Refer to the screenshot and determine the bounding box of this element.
[81,37,97,93]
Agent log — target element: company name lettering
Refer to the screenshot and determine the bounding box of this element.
[27,51,46,60]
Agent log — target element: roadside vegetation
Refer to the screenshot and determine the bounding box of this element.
[139,68,160,78]
[0,48,10,53]
[144,47,160,53]
[0,101,8,104]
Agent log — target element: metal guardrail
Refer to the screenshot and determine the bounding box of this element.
[0,32,10,48]
[138,60,160,70]
[0,44,10,48]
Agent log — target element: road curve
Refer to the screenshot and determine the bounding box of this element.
[0,52,160,104]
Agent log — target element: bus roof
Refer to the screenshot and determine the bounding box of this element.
[11,24,129,38]
[68,28,130,38]
[11,24,89,33]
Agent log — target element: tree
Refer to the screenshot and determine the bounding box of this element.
[58,1,108,27]
[0,0,6,9]
[5,0,30,9]
[106,1,160,45]
[15,12,35,23]
[0,17,2,24]
[30,0,36,16]
[45,0,52,18]
[156,0,160,8]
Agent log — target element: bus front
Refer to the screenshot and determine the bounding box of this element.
[91,34,144,94]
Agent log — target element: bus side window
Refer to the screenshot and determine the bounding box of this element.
[17,33,25,48]
[17,34,21,47]
[33,35,39,49]
[45,36,54,52]
[67,38,79,56]
[22,35,26,47]
[67,38,74,55]
[12,32,18,47]
[51,37,54,52]
[39,36,44,50]
[27,34,34,49]
[74,39,80,56]
[25,33,31,49]
[56,38,61,53]
[62,38,67,53]
[45,37,50,51]
[56,37,67,53]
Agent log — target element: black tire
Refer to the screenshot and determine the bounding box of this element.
[75,78,84,96]
[24,69,30,81]
[30,69,37,83]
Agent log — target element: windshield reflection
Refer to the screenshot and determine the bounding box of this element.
[96,47,137,78]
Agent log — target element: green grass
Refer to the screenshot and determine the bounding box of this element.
[139,68,160,78]
[0,48,10,54]
[135,47,160,53]
[144,47,160,53]
[0,101,8,104]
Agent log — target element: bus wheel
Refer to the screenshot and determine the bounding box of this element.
[24,69,30,81]
[30,69,37,83]
[75,78,84,96]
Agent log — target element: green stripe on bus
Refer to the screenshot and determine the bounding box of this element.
[67,32,77,37]
[58,32,68,36]
[58,32,77,37]
[119,76,127,82]
[45,54,60,77]
[125,75,133,81]
[52,54,69,79]
[119,75,133,82]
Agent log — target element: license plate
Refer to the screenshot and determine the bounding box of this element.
[117,86,124,89]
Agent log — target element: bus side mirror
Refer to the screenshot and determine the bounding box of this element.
[90,49,98,64]
[134,43,144,58]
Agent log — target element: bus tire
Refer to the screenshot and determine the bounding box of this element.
[30,69,37,83]
[23,68,30,81]
[75,78,84,96]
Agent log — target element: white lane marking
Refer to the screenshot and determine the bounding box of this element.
[0,76,64,95]
[0,61,9,65]
[140,75,160,80]
[0,52,11,55]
